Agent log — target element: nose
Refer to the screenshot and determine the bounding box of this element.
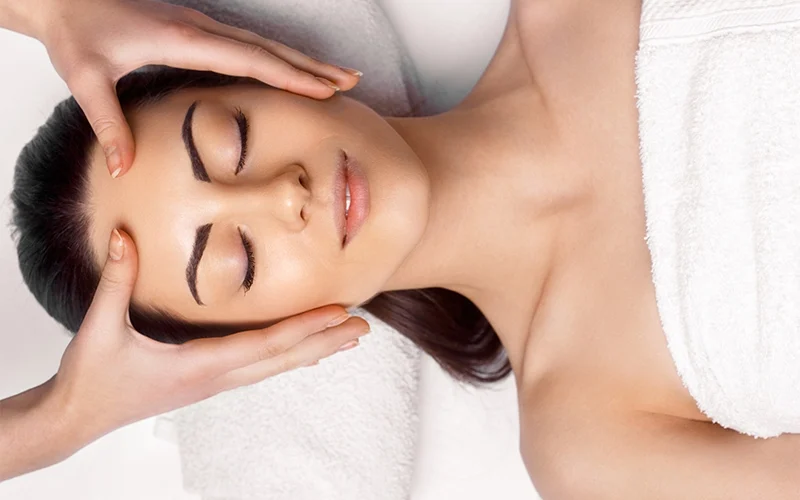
[230,166,311,232]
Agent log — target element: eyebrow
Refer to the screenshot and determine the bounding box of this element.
[182,100,211,182]
[186,223,213,306]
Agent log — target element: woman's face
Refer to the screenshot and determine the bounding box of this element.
[86,84,430,326]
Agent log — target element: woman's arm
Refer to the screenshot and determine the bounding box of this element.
[523,406,800,499]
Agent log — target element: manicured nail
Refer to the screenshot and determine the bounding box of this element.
[316,77,340,91]
[338,66,363,77]
[326,313,351,328]
[108,229,125,261]
[337,339,359,352]
[105,145,121,177]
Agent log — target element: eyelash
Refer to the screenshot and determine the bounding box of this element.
[234,107,249,175]
[239,228,256,294]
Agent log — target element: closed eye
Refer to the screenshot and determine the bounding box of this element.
[239,228,256,293]
[234,107,249,175]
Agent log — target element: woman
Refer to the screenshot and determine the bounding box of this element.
[9,1,800,498]
[0,0,368,483]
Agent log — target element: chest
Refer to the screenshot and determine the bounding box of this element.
[500,1,711,422]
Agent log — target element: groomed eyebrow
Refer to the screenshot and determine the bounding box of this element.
[182,100,210,182]
[186,223,213,306]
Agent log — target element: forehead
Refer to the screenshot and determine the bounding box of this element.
[85,95,208,314]
[83,83,346,322]
[85,86,266,317]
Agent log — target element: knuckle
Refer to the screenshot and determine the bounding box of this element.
[173,349,209,387]
[274,355,296,373]
[180,7,208,24]
[260,39,285,51]
[307,55,325,67]
[165,21,201,41]
[279,66,309,92]
[175,365,201,388]
[96,273,123,295]
[255,339,285,362]
[244,43,271,61]
[90,116,119,140]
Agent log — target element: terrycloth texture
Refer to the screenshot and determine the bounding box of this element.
[636,0,800,438]
[152,1,426,498]
[164,310,422,500]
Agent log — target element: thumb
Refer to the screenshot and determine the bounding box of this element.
[70,73,135,178]
[85,229,139,327]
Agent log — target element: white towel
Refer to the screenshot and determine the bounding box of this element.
[152,1,427,498]
[162,309,422,500]
[636,0,800,438]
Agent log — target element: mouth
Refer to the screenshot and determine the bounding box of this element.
[334,150,369,249]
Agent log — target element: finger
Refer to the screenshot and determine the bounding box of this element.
[178,304,352,376]
[83,229,139,330]
[153,25,339,98]
[69,72,135,178]
[181,11,362,91]
[217,316,371,390]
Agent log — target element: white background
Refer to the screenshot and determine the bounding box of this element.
[0,1,533,499]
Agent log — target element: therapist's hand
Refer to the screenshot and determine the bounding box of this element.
[54,229,370,447]
[34,0,363,177]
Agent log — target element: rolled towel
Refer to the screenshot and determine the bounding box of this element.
[165,309,422,500]
[152,1,427,498]
[636,0,800,438]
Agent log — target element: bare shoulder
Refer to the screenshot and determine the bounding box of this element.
[513,0,642,113]
[519,380,800,499]
[460,0,643,111]
[513,0,642,54]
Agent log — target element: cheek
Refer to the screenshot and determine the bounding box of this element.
[256,241,338,315]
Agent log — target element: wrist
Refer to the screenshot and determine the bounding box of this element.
[40,377,88,457]
[46,373,115,455]
[0,379,79,481]
[0,0,61,40]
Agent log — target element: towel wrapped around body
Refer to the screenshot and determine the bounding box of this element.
[636,0,800,438]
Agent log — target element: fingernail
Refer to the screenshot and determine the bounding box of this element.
[302,360,320,367]
[108,229,125,261]
[338,66,363,77]
[337,339,359,352]
[316,77,340,91]
[105,145,122,177]
[326,313,351,328]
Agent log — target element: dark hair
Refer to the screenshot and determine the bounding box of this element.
[10,68,511,386]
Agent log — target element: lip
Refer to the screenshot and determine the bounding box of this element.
[333,150,370,249]
[343,152,369,247]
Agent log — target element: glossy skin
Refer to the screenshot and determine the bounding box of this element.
[84,0,800,497]
[87,87,429,326]
[0,0,370,483]
[504,1,800,498]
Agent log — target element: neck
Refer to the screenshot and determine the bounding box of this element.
[383,100,589,379]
